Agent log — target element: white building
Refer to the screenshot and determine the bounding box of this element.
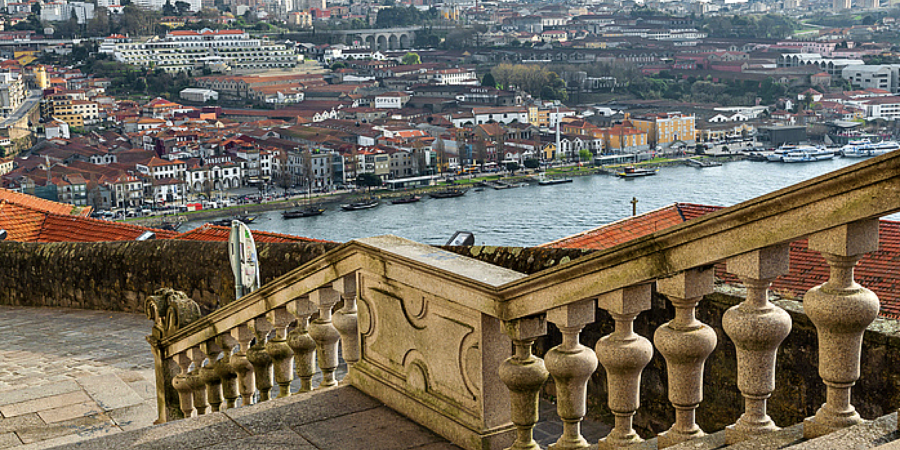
[44,119,70,139]
[111,29,298,74]
[180,88,219,103]
[0,72,25,117]
[374,92,409,109]
[41,1,94,23]
[430,68,478,86]
[472,107,529,125]
[842,65,900,93]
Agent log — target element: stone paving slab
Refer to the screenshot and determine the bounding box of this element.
[0,306,155,449]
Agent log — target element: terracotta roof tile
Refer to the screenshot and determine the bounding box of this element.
[175,224,333,244]
[37,214,179,243]
[0,201,46,242]
[0,188,92,217]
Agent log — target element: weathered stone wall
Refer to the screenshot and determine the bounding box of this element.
[0,240,339,315]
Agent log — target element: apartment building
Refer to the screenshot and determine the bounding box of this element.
[631,112,696,148]
[108,29,299,74]
[0,72,25,117]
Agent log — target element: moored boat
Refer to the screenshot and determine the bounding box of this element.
[780,147,835,163]
[537,174,573,185]
[210,215,256,226]
[429,188,468,198]
[841,139,899,158]
[282,207,325,219]
[390,195,421,204]
[341,199,380,211]
[615,166,658,178]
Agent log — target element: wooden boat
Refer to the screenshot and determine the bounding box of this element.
[537,174,574,185]
[210,215,256,226]
[282,207,325,219]
[341,199,380,211]
[615,166,658,178]
[429,188,468,199]
[390,195,421,204]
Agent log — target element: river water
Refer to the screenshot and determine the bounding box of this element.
[185,158,877,247]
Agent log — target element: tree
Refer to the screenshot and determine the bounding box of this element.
[505,161,519,175]
[400,52,421,65]
[523,158,540,169]
[356,172,382,190]
[175,0,192,14]
[578,149,592,163]
[481,72,497,88]
[163,0,176,16]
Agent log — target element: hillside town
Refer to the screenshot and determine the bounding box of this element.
[0,0,891,215]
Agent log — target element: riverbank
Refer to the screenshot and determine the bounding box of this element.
[131,154,742,229]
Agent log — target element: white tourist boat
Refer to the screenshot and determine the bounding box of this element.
[841,139,900,158]
[769,145,833,162]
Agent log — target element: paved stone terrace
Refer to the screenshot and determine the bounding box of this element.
[0,305,610,449]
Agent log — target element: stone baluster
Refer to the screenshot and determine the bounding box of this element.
[499,316,549,450]
[215,334,240,409]
[596,284,654,450]
[545,300,598,450]
[200,341,224,413]
[230,324,256,406]
[333,274,360,370]
[172,352,194,418]
[723,245,792,444]
[803,220,881,439]
[309,286,342,388]
[188,347,209,415]
[288,297,317,392]
[654,268,717,449]
[266,307,295,398]
[248,316,275,401]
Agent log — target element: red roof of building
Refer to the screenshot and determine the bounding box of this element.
[0,188,91,216]
[174,224,332,243]
[544,203,900,318]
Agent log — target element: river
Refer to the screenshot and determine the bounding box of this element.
[184,158,878,247]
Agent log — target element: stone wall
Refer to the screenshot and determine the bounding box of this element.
[0,240,339,315]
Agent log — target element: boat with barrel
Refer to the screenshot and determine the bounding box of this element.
[615,166,659,178]
[341,199,380,211]
[429,188,468,198]
[282,205,325,219]
[390,195,421,204]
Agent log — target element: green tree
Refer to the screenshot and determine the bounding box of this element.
[356,172,382,190]
[400,52,421,65]
[481,72,497,88]
[162,0,176,16]
[175,1,191,14]
[523,158,540,169]
[505,161,519,174]
[578,149,592,162]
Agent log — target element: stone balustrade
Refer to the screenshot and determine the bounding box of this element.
[147,154,900,450]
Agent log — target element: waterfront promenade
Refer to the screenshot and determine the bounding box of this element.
[0,305,609,449]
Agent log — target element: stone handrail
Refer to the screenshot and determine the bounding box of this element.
[148,151,900,450]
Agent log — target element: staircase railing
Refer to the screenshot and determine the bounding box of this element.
[148,152,900,450]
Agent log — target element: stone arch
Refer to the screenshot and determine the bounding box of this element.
[388,34,399,50]
[365,35,376,50]
[399,33,410,48]
[193,181,202,192]
[377,35,388,51]
[214,180,221,190]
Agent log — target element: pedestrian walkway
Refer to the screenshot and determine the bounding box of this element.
[0,306,156,449]
[0,305,610,449]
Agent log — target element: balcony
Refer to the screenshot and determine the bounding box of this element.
[46,153,900,449]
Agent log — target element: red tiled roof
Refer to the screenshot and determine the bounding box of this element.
[175,224,333,244]
[544,203,900,318]
[37,214,179,242]
[0,201,46,241]
[0,188,91,217]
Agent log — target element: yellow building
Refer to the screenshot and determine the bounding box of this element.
[527,106,550,128]
[53,113,84,129]
[600,123,649,153]
[14,50,37,66]
[631,112,696,148]
[33,66,48,89]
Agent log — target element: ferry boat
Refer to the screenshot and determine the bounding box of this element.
[780,148,836,163]
[841,139,900,158]
[768,145,832,162]
[615,166,659,178]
